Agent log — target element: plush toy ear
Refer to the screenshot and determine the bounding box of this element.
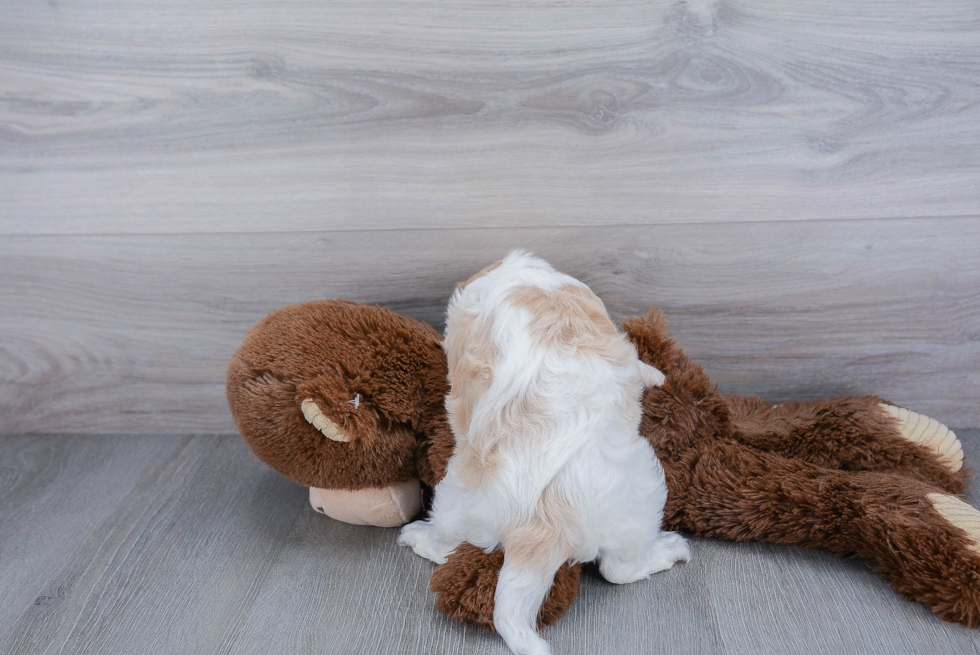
[429,544,582,630]
[301,398,351,442]
[295,374,389,445]
[228,362,420,491]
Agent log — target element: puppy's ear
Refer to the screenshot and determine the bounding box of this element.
[458,259,504,292]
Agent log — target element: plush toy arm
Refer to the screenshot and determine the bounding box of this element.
[674,442,980,627]
[429,544,582,630]
[723,394,967,494]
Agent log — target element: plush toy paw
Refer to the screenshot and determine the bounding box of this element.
[429,544,582,630]
[928,493,980,556]
[863,489,980,628]
[880,404,963,473]
[916,493,980,627]
[301,398,350,442]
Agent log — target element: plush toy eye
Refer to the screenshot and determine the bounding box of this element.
[301,398,351,442]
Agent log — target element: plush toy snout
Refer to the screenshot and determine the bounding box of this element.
[309,481,422,527]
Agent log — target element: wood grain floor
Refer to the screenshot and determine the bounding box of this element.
[2,431,980,655]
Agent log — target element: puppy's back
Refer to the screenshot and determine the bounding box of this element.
[445,251,643,487]
[444,252,657,655]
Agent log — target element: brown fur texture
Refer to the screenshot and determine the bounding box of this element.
[227,300,978,630]
[227,300,453,490]
[429,543,582,629]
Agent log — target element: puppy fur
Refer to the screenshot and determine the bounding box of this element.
[398,251,689,655]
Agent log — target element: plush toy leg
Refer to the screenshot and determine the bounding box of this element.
[677,442,980,627]
[722,395,967,494]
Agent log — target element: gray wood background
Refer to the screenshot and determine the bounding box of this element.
[1,0,979,434]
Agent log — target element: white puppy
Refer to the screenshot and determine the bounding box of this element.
[399,251,689,655]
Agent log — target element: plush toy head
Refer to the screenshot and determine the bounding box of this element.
[226,300,454,527]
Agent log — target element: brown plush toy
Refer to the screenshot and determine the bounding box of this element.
[227,299,980,630]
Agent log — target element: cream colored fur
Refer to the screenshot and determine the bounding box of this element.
[399,251,688,655]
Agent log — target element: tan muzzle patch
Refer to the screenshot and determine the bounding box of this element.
[309,481,422,527]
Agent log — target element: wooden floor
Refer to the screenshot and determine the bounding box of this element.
[2,431,980,655]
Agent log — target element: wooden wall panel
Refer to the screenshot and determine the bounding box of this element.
[1,217,977,434]
[1,0,978,235]
[2,0,978,434]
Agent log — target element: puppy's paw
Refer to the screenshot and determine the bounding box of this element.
[397,519,429,549]
[599,557,646,585]
[600,532,691,584]
[639,362,666,388]
[653,531,692,567]
[398,520,456,564]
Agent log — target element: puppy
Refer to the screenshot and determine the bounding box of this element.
[399,251,689,655]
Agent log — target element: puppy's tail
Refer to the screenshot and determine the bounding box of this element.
[493,534,570,655]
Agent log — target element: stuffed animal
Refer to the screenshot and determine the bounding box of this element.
[226,299,980,629]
